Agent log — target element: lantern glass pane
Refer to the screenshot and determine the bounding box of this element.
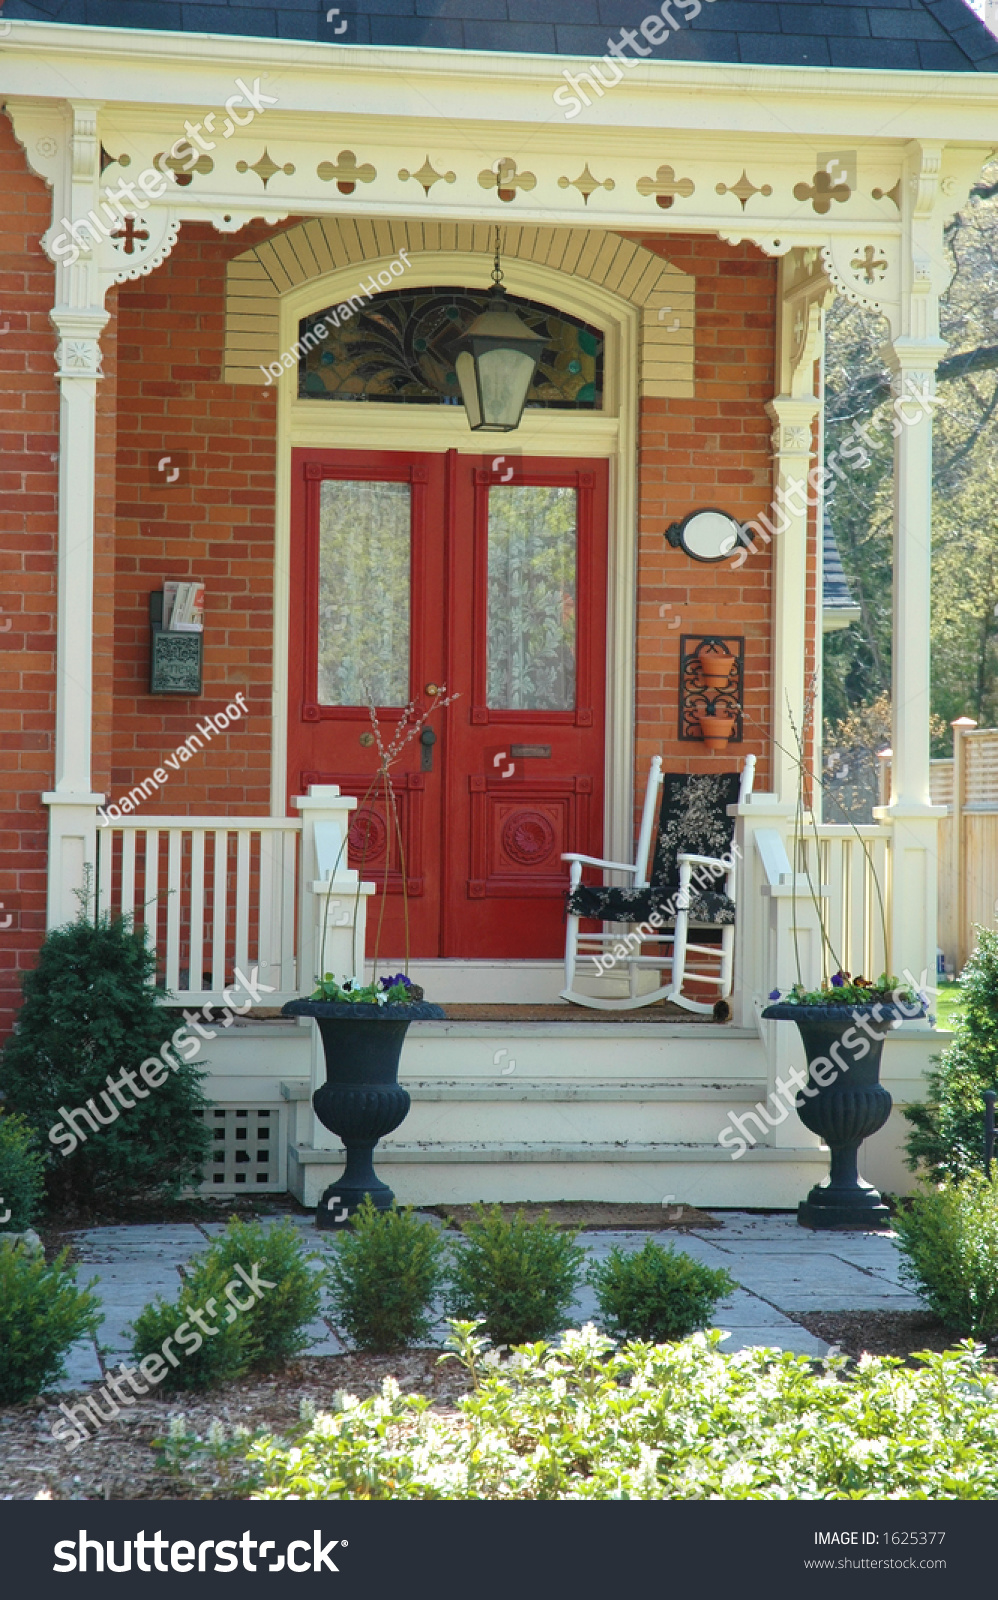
[476,346,536,430]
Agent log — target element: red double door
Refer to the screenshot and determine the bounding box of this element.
[288,448,608,960]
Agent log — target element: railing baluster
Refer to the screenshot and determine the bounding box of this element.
[212,830,228,992]
[121,830,137,927]
[235,830,251,982]
[164,829,182,995]
[190,830,206,999]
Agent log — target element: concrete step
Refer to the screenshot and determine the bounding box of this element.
[393,1078,769,1145]
[289,1139,828,1209]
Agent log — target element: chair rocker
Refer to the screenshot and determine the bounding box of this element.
[561,754,756,1013]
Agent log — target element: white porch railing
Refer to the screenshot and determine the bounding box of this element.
[90,786,371,1006]
[733,804,895,1016]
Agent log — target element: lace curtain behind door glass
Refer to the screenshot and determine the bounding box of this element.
[317,479,411,706]
[487,485,577,712]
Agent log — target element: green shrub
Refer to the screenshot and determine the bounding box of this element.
[227,1325,998,1500]
[131,1255,251,1393]
[893,1175,998,1338]
[0,1111,46,1232]
[0,1243,102,1404]
[588,1238,735,1343]
[131,1217,320,1390]
[325,1197,446,1352]
[201,1218,321,1367]
[444,1204,585,1347]
[904,927,998,1181]
[0,906,210,1210]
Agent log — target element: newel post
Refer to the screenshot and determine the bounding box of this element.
[294,785,374,991]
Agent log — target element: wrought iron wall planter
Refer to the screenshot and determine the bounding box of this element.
[282,998,445,1229]
[679,634,744,745]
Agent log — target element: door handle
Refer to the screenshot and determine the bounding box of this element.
[420,727,437,772]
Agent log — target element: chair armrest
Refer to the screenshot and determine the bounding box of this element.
[561,855,641,874]
[677,853,733,871]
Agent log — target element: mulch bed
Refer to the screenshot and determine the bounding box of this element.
[790,1310,996,1364]
[0,1352,472,1502]
[432,1202,720,1231]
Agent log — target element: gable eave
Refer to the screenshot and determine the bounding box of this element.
[4,18,998,142]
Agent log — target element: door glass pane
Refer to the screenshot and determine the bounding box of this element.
[487,485,577,711]
[316,479,411,707]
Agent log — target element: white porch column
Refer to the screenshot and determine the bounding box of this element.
[874,337,948,992]
[36,104,110,926]
[765,396,821,802]
[41,310,109,927]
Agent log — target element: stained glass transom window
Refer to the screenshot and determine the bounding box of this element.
[487,485,577,712]
[298,287,602,409]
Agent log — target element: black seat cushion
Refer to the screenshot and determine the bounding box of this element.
[566,883,735,925]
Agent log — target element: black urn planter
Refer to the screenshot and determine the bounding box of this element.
[761,1001,921,1231]
[282,998,445,1229]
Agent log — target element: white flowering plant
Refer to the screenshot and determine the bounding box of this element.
[163,1319,998,1501]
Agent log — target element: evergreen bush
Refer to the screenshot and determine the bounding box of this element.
[325,1197,446,1352]
[0,905,210,1210]
[131,1217,320,1390]
[893,1175,998,1339]
[0,1111,46,1232]
[904,928,998,1180]
[131,1253,250,1392]
[588,1238,735,1343]
[444,1205,585,1347]
[202,1218,321,1367]
[0,1244,102,1404]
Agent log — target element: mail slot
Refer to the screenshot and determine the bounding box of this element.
[510,744,552,759]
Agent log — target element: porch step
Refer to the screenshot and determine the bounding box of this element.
[288,1139,828,1209]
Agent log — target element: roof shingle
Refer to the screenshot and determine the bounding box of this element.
[6,0,998,71]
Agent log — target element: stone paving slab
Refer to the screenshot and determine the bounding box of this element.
[73,1224,208,1262]
[50,1208,934,1385]
[715,1326,830,1357]
[48,1338,104,1392]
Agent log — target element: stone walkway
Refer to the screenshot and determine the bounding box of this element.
[55,1211,925,1389]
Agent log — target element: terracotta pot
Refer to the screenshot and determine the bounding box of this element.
[697,652,733,691]
[696,711,736,753]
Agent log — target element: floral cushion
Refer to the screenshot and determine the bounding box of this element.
[566,883,735,926]
[650,771,742,886]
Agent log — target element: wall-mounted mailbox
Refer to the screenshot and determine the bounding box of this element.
[149,590,203,696]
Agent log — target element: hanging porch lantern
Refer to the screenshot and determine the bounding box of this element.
[455,230,545,432]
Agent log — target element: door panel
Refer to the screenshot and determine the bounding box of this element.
[288,447,607,963]
[444,459,607,957]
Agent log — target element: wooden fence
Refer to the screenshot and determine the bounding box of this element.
[931,727,998,972]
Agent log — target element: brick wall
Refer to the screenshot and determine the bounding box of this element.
[0,112,60,1035]
[632,234,780,798]
[110,221,282,816]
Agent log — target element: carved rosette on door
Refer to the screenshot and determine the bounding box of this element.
[467,774,593,899]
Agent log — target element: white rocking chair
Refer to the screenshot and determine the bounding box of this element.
[561,754,756,1013]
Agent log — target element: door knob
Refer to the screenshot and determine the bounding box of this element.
[419,727,437,772]
[424,683,441,697]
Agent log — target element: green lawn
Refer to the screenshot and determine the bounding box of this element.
[933,978,966,1032]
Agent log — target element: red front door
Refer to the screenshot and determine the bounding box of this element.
[288,448,607,961]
